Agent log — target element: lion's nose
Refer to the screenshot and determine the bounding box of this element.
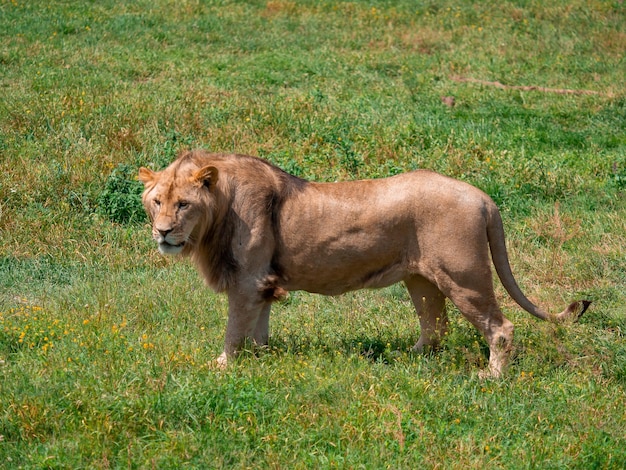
[157,228,172,238]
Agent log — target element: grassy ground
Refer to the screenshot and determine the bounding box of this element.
[1,0,625,468]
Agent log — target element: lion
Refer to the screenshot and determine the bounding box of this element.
[138,150,590,377]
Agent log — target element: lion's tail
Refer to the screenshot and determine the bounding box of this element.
[486,204,591,323]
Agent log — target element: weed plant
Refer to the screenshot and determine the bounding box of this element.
[1,0,625,468]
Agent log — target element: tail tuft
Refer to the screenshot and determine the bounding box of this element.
[578,300,592,320]
[556,300,592,323]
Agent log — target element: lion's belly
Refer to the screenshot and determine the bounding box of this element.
[281,260,407,296]
[277,226,412,295]
[293,258,408,294]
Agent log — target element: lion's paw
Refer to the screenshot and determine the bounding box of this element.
[478,367,503,380]
[215,352,228,370]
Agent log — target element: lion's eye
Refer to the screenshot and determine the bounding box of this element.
[178,201,189,210]
[154,199,161,207]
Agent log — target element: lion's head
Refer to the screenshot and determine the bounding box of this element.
[138,155,219,256]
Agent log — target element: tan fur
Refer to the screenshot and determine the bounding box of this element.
[139,150,590,377]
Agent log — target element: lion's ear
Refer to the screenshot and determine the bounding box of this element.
[193,165,219,190]
[138,167,156,185]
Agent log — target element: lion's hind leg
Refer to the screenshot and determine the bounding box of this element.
[442,279,515,378]
[473,312,514,379]
[405,276,448,353]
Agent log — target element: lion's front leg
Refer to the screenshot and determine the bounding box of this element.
[216,290,272,368]
[253,303,271,346]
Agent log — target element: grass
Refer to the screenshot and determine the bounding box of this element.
[1,0,625,467]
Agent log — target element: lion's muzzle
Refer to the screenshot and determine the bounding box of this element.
[154,232,186,255]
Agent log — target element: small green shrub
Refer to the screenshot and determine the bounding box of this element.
[610,159,626,190]
[96,164,146,224]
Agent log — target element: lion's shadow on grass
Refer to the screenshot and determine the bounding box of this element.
[265,333,491,366]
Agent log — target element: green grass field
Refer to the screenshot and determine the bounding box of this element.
[1,0,625,467]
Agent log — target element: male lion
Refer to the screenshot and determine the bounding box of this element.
[139,150,590,377]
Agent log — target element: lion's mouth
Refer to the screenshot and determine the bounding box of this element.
[158,240,185,255]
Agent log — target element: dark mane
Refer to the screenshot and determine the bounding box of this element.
[183,151,308,292]
[192,206,238,293]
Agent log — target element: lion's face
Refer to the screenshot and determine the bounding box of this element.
[138,162,218,255]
